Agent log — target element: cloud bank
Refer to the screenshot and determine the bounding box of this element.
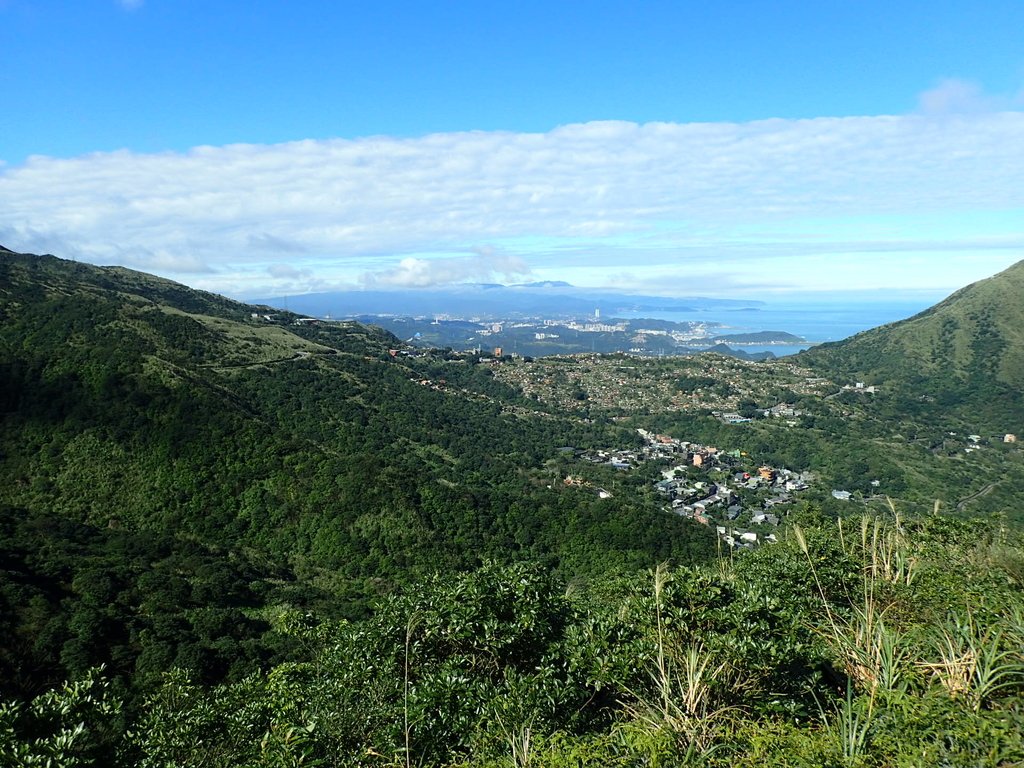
[918,78,1024,114]
[1,112,1023,295]
[362,247,532,288]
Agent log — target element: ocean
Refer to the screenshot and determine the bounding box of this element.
[618,299,937,357]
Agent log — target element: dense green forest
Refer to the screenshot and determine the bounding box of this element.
[5,515,1024,766]
[0,251,712,703]
[2,248,1023,765]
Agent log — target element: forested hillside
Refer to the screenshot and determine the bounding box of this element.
[801,258,1024,432]
[0,248,713,702]
[2,248,1023,766]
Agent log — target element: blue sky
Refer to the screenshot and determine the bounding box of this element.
[2,0,1023,298]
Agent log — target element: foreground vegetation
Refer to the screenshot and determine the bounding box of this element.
[4,512,1023,766]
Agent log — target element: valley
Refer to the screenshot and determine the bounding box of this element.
[1,247,1023,767]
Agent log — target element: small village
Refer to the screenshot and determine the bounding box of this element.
[395,346,1019,525]
[565,428,817,550]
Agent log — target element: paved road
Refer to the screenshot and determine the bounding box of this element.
[203,349,314,370]
[956,481,998,511]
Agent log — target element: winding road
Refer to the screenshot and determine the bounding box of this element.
[956,481,998,511]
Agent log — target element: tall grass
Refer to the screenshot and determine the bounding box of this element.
[867,502,917,587]
[919,612,1024,711]
[403,612,422,768]
[795,518,912,694]
[619,563,736,761]
[493,718,533,768]
[817,683,875,764]
[800,510,1024,714]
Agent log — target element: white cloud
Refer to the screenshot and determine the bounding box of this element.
[362,247,531,288]
[267,263,311,279]
[123,250,214,274]
[248,232,308,253]
[918,77,1024,114]
[1,113,1023,295]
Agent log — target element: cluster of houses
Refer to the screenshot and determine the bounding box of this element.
[717,526,778,549]
[578,447,637,470]
[570,429,814,549]
[656,458,809,515]
[649,438,812,548]
[659,466,811,548]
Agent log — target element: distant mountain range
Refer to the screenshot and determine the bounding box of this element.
[254,283,764,320]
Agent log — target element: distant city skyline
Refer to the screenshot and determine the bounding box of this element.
[1,1,1022,298]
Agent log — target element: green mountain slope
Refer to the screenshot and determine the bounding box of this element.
[801,259,1024,431]
[1,247,713,567]
[5,248,1024,767]
[0,247,713,696]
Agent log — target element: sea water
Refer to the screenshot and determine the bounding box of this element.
[619,298,938,357]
